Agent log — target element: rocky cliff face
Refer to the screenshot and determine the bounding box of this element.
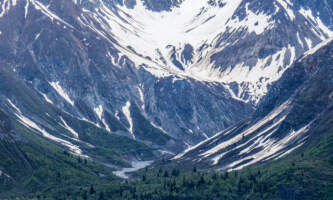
[75,0,333,104]
[0,0,332,163]
[0,0,255,149]
[174,38,333,171]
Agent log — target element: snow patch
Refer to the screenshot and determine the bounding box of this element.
[173,127,238,160]
[34,32,41,40]
[198,99,292,160]
[30,0,74,28]
[226,122,311,171]
[228,3,274,35]
[94,105,103,120]
[89,0,243,73]
[296,32,304,48]
[0,0,10,18]
[0,170,10,178]
[41,93,53,104]
[303,37,333,57]
[189,45,296,103]
[11,0,17,7]
[304,37,313,50]
[113,160,153,179]
[24,0,29,19]
[137,86,145,110]
[210,115,287,165]
[276,0,295,20]
[150,121,168,135]
[299,8,333,40]
[49,81,74,106]
[81,117,101,128]
[7,99,87,157]
[122,101,135,139]
[60,117,79,138]
[94,105,111,132]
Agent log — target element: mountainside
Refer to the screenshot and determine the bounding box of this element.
[174,38,333,171]
[0,107,117,197]
[104,127,333,200]
[0,0,257,150]
[0,0,333,199]
[0,0,333,174]
[0,66,157,170]
[76,0,333,103]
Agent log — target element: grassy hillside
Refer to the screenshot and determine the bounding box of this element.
[8,117,332,200]
[0,109,120,199]
[0,108,157,199]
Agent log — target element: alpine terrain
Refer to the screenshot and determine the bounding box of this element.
[0,0,332,199]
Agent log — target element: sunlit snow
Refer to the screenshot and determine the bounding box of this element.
[30,0,74,28]
[60,117,79,138]
[41,92,53,104]
[49,81,74,106]
[7,99,87,157]
[122,101,135,139]
[94,105,111,132]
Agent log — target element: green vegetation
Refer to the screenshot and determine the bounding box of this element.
[0,109,153,199]
[62,116,156,167]
[0,80,332,199]
[94,130,333,200]
[0,116,116,199]
[3,123,332,200]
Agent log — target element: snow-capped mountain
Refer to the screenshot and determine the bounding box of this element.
[74,0,333,103]
[174,38,333,171]
[0,0,332,165]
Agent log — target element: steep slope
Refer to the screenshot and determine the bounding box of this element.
[0,0,254,146]
[0,66,157,169]
[0,107,117,197]
[0,0,332,152]
[79,0,333,103]
[174,38,333,171]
